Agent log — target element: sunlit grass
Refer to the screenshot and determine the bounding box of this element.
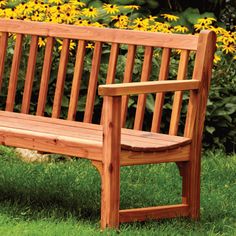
[0,146,235,235]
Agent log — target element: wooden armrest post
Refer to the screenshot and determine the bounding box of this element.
[101,95,122,229]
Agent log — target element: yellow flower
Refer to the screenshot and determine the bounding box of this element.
[69,0,86,7]
[0,0,7,7]
[113,15,129,29]
[197,17,216,25]
[214,54,221,64]
[38,37,46,47]
[233,55,236,60]
[82,7,98,18]
[86,43,94,49]
[148,15,157,21]
[174,25,189,33]
[103,4,120,14]
[48,0,64,4]
[161,14,179,22]
[124,5,140,10]
[221,43,236,54]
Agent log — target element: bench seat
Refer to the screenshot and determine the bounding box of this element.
[0,111,191,164]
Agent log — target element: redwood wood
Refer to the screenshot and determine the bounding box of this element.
[101,96,121,229]
[67,40,86,120]
[121,45,136,127]
[134,46,153,130]
[99,80,200,96]
[6,34,24,111]
[0,19,198,50]
[52,38,70,118]
[187,31,216,219]
[0,20,216,230]
[0,32,8,92]
[119,204,189,223]
[100,43,119,124]
[36,37,54,116]
[21,35,39,114]
[151,48,171,132]
[169,50,190,135]
[84,41,102,123]
[120,145,190,166]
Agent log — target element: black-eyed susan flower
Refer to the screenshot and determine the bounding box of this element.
[214,54,221,64]
[0,0,7,8]
[69,0,86,7]
[103,4,119,14]
[161,14,179,22]
[82,7,98,18]
[124,5,140,10]
[174,25,189,33]
[197,17,216,25]
[48,0,64,5]
[221,43,236,54]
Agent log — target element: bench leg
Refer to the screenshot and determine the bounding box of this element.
[181,154,201,220]
[101,96,121,229]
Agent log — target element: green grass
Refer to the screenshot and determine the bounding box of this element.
[0,146,235,235]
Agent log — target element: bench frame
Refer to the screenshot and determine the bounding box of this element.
[0,19,216,229]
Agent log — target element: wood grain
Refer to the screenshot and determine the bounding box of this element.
[52,38,70,118]
[21,35,38,114]
[101,96,121,229]
[67,40,86,120]
[119,204,189,223]
[99,80,200,96]
[84,41,102,123]
[151,48,171,132]
[0,19,198,50]
[0,32,8,92]
[169,50,190,135]
[100,43,119,124]
[36,37,54,116]
[121,45,136,127]
[134,46,153,130]
[6,34,23,111]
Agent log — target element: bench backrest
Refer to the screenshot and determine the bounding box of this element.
[0,19,216,139]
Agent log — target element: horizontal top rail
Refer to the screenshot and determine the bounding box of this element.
[0,19,198,50]
[99,80,200,96]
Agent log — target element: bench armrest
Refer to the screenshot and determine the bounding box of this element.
[98,80,200,96]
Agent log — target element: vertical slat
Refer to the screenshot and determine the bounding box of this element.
[121,45,136,127]
[151,48,171,132]
[0,32,8,92]
[101,95,121,229]
[67,40,86,120]
[169,50,190,135]
[6,34,23,112]
[133,46,153,130]
[21,35,38,114]
[36,37,54,116]
[100,43,119,124]
[52,38,70,118]
[83,41,102,123]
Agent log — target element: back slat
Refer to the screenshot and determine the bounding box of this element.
[100,43,119,124]
[121,45,136,127]
[6,34,24,112]
[151,48,171,132]
[67,40,86,121]
[0,19,198,51]
[134,46,153,130]
[36,37,54,116]
[169,50,190,135]
[0,32,8,92]
[84,41,102,123]
[52,38,70,118]
[21,35,39,114]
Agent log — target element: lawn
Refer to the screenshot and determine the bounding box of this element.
[0,145,235,235]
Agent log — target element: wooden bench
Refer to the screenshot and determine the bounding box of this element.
[0,19,216,229]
